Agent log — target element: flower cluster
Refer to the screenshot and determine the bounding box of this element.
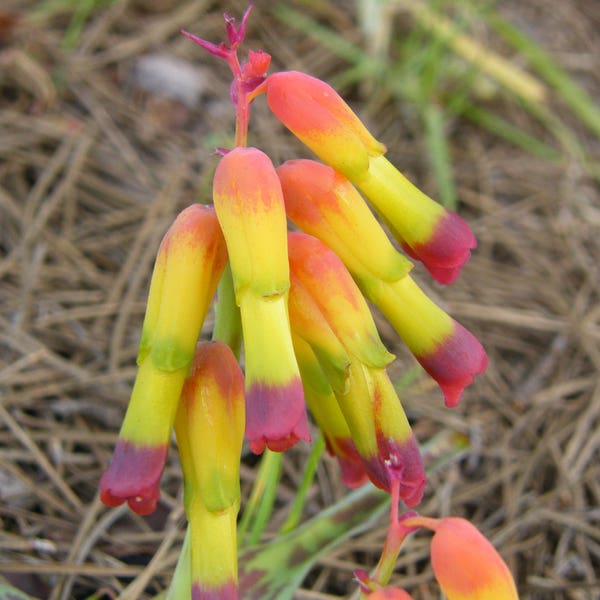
[98,5,505,599]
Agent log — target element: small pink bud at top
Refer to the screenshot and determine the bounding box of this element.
[243,49,271,78]
[266,71,385,178]
[404,516,519,600]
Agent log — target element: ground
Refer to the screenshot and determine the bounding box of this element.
[0,1,599,599]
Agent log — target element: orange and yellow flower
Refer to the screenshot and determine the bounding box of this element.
[403,516,519,600]
[267,71,476,284]
[100,205,227,514]
[174,341,244,600]
[212,147,309,454]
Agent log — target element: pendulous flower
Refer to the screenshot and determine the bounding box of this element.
[212,147,309,454]
[293,334,368,488]
[100,204,228,515]
[402,516,519,600]
[174,341,244,600]
[278,161,487,408]
[267,70,476,284]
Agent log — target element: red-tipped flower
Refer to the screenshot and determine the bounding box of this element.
[212,147,309,453]
[100,205,227,515]
[267,70,476,284]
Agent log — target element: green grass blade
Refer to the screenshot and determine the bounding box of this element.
[279,433,326,535]
[238,449,283,548]
[423,103,457,210]
[489,13,600,140]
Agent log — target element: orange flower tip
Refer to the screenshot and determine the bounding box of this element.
[364,435,426,507]
[402,210,476,285]
[245,377,310,454]
[430,518,519,599]
[192,580,239,600]
[417,322,488,408]
[327,436,369,489]
[99,440,167,515]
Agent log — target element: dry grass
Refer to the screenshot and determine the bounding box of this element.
[1,1,599,599]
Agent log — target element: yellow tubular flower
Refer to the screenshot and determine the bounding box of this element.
[100,205,227,515]
[213,147,309,454]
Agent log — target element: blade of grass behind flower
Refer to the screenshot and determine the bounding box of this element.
[423,103,457,210]
[238,449,283,548]
[278,433,326,535]
[489,12,600,140]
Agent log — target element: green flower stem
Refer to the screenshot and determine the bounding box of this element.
[212,262,242,358]
[279,433,326,535]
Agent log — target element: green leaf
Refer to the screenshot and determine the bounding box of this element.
[0,584,37,600]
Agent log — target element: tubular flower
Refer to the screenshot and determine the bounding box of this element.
[212,147,309,454]
[266,70,476,284]
[277,161,487,407]
[361,274,488,408]
[278,159,413,284]
[100,205,228,515]
[288,232,394,372]
[337,360,426,506]
[292,334,368,488]
[174,341,244,600]
[402,516,519,600]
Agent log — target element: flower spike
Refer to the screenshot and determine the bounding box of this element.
[100,205,227,515]
[213,147,309,453]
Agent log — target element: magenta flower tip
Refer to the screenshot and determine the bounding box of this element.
[418,321,489,408]
[364,436,426,507]
[245,377,311,453]
[99,439,167,516]
[326,436,369,489]
[403,210,477,284]
[192,580,239,600]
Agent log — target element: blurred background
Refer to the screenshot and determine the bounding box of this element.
[0,1,599,598]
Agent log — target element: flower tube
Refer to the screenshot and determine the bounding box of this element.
[287,233,425,505]
[100,205,227,515]
[267,71,476,283]
[293,334,368,488]
[362,274,488,408]
[212,147,309,453]
[174,343,244,599]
